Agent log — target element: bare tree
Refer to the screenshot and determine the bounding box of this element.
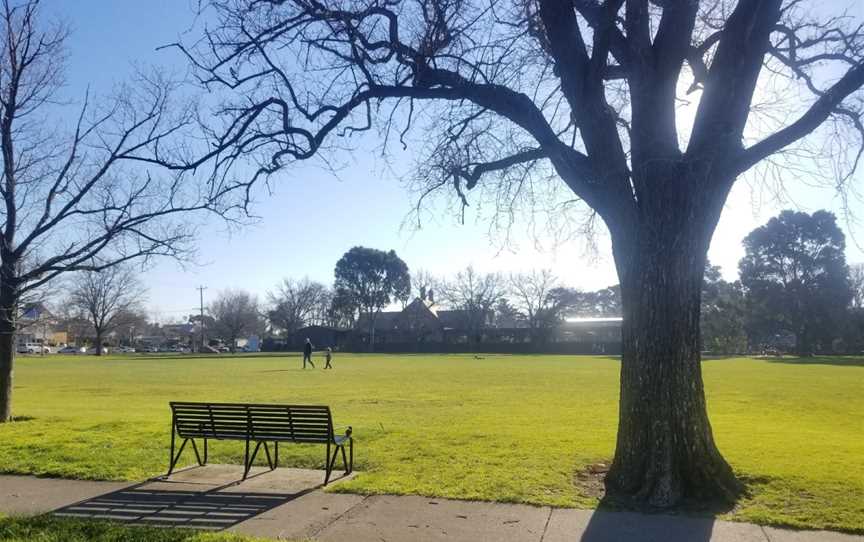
[210,289,262,353]
[68,266,147,355]
[411,269,440,304]
[0,1,243,421]
[173,0,864,506]
[440,266,504,345]
[509,269,564,343]
[850,263,864,310]
[267,277,330,335]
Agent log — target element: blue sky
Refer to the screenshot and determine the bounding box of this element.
[46,0,864,321]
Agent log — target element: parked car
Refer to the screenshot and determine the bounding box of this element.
[17,343,50,354]
[86,347,109,355]
[116,346,136,353]
[58,346,85,354]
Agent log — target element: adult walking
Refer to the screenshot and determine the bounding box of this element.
[302,338,315,369]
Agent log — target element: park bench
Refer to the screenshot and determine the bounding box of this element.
[167,401,353,485]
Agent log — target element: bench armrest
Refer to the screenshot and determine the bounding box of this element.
[334,425,353,438]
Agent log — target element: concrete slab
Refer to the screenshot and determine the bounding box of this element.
[764,526,864,542]
[315,494,550,542]
[220,467,356,494]
[230,491,366,539]
[0,475,129,516]
[543,508,767,542]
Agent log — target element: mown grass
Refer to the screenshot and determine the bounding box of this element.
[0,353,861,533]
[0,514,271,541]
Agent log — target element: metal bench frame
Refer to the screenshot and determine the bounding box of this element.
[167,401,353,485]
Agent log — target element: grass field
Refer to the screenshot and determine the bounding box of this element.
[0,515,268,542]
[0,353,861,533]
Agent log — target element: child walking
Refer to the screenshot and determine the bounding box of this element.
[324,347,333,369]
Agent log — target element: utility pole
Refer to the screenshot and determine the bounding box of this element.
[197,286,207,352]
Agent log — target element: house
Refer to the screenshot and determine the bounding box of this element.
[554,317,623,353]
[287,325,350,350]
[16,303,68,347]
[348,298,623,353]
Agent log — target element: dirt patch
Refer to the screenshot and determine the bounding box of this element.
[574,461,610,499]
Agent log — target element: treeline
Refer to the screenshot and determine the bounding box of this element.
[263,252,622,345]
[703,210,862,355]
[55,210,864,356]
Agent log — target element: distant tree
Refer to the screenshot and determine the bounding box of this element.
[849,264,864,310]
[68,266,147,355]
[701,264,747,355]
[572,286,622,317]
[334,247,410,350]
[509,270,566,343]
[327,287,360,329]
[740,210,852,355]
[209,290,263,353]
[492,298,522,329]
[111,310,150,347]
[440,266,504,346]
[411,269,440,304]
[267,278,330,336]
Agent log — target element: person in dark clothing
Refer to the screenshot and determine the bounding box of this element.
[302,338,315,369]
[324,347,333,369]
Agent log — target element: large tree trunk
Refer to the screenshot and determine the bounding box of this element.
[605,219,742,507]
[0,289,16,422]
[95,330,104,356]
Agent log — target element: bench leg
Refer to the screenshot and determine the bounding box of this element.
[167,428,176,476]
[325,445,340,485]
[262,441,274,470]
[203,438,208,465]
[324,442,331,485]
[340,445,349,474]
[244,438,250,479]
[274,442,279,468]
[168,438,189,476]
[190,439,204,466]
[244,441,263,479]
[349,439,353,473]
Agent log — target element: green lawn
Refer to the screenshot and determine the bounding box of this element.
[0,353,861,533]
[0,514,269,541]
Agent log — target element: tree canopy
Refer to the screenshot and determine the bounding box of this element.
[740,210,852,354]
[334,246,410,348]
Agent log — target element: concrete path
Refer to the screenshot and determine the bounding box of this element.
[0,466,860,541]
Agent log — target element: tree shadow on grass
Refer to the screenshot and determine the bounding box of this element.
[762,356,864,367]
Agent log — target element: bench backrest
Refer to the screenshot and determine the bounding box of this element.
[170,402,333,443]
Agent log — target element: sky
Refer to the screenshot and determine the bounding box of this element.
[44,0,864,322]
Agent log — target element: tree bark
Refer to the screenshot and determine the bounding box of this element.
[605,215,742,507]
[95,330,103,356]
[0,288,16,422]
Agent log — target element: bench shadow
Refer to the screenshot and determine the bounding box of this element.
[51,470,321,531]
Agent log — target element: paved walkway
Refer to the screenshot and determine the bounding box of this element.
[0,466,860,541]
